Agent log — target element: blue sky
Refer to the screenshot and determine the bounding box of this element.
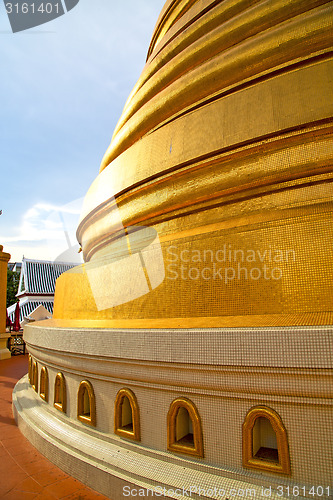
[0,0,165,262]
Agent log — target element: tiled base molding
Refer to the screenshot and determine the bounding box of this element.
[13,323,332,499]
[13,375,302,500]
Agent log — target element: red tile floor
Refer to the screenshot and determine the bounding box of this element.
[0,354,109,500]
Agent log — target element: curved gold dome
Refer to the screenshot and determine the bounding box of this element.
[53,0,333,327]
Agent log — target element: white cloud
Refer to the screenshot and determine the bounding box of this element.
[1,198,83,263]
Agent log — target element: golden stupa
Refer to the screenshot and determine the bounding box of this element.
[16,1,333,498]
[53,0,333,328]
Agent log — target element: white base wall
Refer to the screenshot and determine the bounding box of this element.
[14,323,333,499]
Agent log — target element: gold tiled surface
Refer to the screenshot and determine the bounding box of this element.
[58,0,333,324]
[55,206,333,323]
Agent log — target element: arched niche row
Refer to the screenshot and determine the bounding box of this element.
[77,380,96,427]
[32,361,38,393]
[28,355,32,384]
[242,406,291,475]
[39,366,49,402]
[54,372,67,414]
[167,397,204,458]
[114,388,140,441]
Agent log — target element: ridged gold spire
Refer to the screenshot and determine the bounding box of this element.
[53,0,333,327]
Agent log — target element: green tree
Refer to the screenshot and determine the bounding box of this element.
[7,270,20,308]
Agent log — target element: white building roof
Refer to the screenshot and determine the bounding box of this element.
[7,257,77,323]
[7,298,54,323]
[17,258,76,296]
